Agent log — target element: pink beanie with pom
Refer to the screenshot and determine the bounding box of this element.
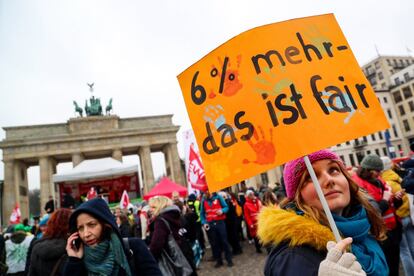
[283,149,343,199]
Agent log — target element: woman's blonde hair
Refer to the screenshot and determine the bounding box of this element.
[280,160,387,241]
[149,196,173,217]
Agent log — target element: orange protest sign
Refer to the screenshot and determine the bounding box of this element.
[177,14,389,192]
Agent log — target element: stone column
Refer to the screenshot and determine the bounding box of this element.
[266,168,279,189]
[50,158,57,199]
[39,156,56,214]
[72,152,84,167]
[168,142,184,185]
[255,174,262,190]
[2,160,17,225]
[246,175,259,190]
[139,145,155,194]
[112,148,123,162]
[275,166,283,185]
[13,161,29,219]
[163,145,173,180]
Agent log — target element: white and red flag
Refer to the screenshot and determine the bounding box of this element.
[86,187,97,200]
[120,190,130,209]
[9,203,21,224]
[188,144,207,191]
[183,129,207,192]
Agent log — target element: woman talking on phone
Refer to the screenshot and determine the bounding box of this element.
[63,198,161,276]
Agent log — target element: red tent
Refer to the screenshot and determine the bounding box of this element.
[143,177,188,200]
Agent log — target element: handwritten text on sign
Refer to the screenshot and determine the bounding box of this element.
[178,14,389,192]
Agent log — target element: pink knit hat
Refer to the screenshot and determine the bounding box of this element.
[283,149,343,199]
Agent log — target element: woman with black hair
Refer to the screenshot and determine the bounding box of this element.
[63,198,161,276]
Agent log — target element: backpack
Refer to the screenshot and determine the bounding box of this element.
[122,238,136,275]
[157,217,194,276]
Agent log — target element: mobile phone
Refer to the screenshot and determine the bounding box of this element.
[70,227,82,250]
[72,237,82,250]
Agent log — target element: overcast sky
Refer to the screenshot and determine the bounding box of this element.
[1,0,413,190]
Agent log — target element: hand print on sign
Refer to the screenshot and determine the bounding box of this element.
[205,149,233,182]
[321,90,362,124]
[254,68,300,125]
[243,126,276,165]
[303,25,333,55]
[203,104,226,129]
[254,63,294,96]
[208,55,243,99]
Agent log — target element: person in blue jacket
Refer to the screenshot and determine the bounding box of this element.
[63,198,161,276]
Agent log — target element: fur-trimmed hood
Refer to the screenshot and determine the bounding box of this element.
[258,206,335,252]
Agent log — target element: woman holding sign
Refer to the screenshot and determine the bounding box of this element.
[258,149,388,276]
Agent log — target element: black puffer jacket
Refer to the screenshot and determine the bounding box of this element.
[28,238,67,276]
[258,207,334,276]
[265,242,325,276]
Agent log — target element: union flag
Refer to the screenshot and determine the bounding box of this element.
[188,144,207,191]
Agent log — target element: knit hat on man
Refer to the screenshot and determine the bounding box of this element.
[380,156,393,171]
[283,149,343,200]
[360,154,384,171]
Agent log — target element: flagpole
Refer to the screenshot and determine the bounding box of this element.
[303,156,341,242]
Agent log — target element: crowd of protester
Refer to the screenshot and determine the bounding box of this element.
[0,182,282,275]
[0,146,414,275]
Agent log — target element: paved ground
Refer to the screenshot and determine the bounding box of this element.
[198,240,267,276]
[197,240,406,276]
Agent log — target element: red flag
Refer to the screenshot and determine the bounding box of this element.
[187,144,208,191]
[9,203,21,224]
[120,190,130,209]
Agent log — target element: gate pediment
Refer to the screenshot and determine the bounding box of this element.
[68,116,119,134]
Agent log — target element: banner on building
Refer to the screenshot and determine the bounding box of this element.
[178,14,389,192]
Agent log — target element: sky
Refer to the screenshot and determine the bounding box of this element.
[0,0,413,190]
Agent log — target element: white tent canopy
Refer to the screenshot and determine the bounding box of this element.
[53,157,138,183]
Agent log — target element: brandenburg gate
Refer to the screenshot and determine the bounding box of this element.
[0,114,183,223]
